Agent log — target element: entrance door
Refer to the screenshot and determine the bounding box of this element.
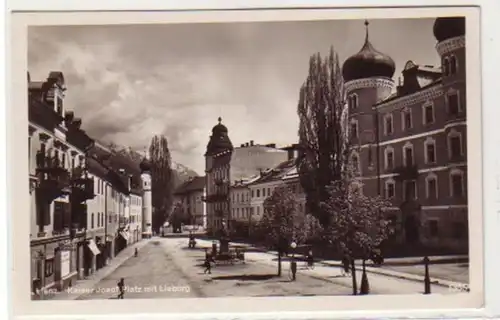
[404,214,420,244]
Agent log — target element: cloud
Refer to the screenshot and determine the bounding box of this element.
[27,19,439,174]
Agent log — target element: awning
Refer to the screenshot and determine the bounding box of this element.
[119,231,130,242]
[87,240,101,256]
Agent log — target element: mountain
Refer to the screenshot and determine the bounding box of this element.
[104,142,199,187]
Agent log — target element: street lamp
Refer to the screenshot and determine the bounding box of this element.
[290,241,297,281]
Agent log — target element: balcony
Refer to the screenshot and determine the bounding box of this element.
[71,167,95,202]
[36,152,71,201]
[393,164,419,181]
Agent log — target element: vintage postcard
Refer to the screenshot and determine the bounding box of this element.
[9,6,483,318]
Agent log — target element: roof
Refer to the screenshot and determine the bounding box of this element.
[174,176,205,195]
[375,78,442,107]
[249,158,296,186]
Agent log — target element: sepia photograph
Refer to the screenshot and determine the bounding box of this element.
[9,6,484,317]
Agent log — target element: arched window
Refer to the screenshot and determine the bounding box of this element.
[422,101,435,125]
[424,137,437,164]
[351,94,358,110]
[447,129,463,159]
[384,146,395,170]
[446,88,461,116]
[449,55,458,74]
[385,179,396,199]
[402,142,414,167]
[425,173,438,199]
[449,169,465,197]
[350,119,359,139]
[401,108,412,131]
[443,57,449,76]
[384,113,394,136]
[351,152,360,174]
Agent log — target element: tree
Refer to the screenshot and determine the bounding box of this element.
[296,213,324,245]
[320,163,393,295]
[257,185,304,276]
[168,202,184,233]
[149,135,175,232]
[297,47,347,228]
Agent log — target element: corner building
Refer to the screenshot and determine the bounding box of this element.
[344,18,467,252]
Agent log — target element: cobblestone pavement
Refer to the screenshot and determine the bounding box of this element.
[77,238,353,299]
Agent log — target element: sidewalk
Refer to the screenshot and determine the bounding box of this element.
[194,238,469,290]
[44,238,151,300]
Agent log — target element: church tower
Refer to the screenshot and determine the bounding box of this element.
[342,20,396,196]
[140,156,153,238]
[204,117,234,236]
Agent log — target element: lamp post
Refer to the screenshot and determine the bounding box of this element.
[423,255,431,294]
[290,241,297,281]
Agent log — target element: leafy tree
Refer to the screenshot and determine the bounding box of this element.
[168,202,184,233]
[149,135,175,232]
[320,163,393,295]
[296,213,324,244]
[258,186,304,276]
[297,47,347,228]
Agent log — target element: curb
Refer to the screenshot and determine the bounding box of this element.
[58,239,151,300]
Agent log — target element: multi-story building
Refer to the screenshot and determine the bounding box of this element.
[29,71,152,299]
[247,159,297,223]
[28,71,96,297]
[173,176,206,227]
[342,17,467,251]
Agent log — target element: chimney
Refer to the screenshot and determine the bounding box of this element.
[250,140,254,146]
[240,144,245,148]
[245,142,249,147]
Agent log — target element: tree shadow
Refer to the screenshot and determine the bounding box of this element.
[211,274,278,281]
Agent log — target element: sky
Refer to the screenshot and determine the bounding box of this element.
[28,18,440,174]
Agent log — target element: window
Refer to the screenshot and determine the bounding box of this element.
[251,190,254,197]
[351,154,359,173]
[448,131,462,159]
[384,114,393,135]
[428,220,439,237]
[426,175,438,199]
[267,188,271,196]
[403,180,417,200]
[447,92,460,115]
[256,189,260,197]
[61,153,66,169]
[449,55,457,75]
[423,103,434,125]
[28,137,31,162]
[450,171,464,197]
[350,120,358,139]
[348,94,358,110]
[385,147,394,170]
[403,144,414,167]
[402,109,412,130]
[425,139,436,164]
[443,57,449,76]
[385,180,395,199]
[91,213,95,229]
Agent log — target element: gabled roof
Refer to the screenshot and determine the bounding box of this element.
[249,158,296,185]
[174,176,205,195]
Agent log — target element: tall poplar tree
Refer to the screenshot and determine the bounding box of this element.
[149,135,174,232]
[297,47,348,227]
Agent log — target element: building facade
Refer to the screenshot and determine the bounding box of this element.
[343,18,467,251]
[140,158,153,238]
[173,176,207,227]
[29,71,151,299]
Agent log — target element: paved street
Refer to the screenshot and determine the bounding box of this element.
[71,237,466,300]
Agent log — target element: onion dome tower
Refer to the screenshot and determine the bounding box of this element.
[204,117,233,236]
[433,17,465,80]
[342,20,396,83]
[140,152,153,238]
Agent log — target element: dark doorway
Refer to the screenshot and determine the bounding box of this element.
[404,214,420,244]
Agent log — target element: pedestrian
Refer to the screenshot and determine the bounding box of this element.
[203,256,213,274]
[307,249,314,269]
[117,278,125,299]
[134,248,138,257]
[341,255,351,277]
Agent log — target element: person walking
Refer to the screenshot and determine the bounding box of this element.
[117,278,125,299]
[203,256,213,274]
[341,255,351,277]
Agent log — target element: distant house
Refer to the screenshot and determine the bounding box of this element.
[173,176,206,228]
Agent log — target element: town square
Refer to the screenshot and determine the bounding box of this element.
[27,16,469,300]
